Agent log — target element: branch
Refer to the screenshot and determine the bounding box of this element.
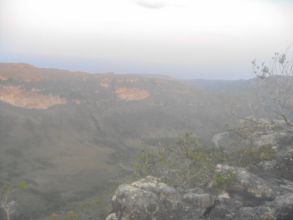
[280,114,293,127]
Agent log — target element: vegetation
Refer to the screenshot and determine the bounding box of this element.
[0,181,28,220]
[0,60,289,219]
[133,133,228,188]
[234,145,276,167]
[49,181,118,220]
[213,170,237,190]
[252,51,293,126]
[133,133,277,190]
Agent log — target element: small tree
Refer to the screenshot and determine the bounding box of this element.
[252,50,293,126]
[0,181,28,220]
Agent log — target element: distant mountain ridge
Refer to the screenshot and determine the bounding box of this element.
[190,78,255,91]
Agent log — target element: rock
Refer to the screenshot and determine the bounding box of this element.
[215,165,275,200]
[106,176,222,220]
[106,174,293,220]
[236,206,275,220]
[213,118,292,155]
[109,176,184,220]
[258,160,277,171]
[183,193,214,206]
[273,193,293,220]
[182,193,215,217]
[275,149,293,180]
[105,213,118,220]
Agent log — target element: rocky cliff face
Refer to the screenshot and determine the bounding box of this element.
[0,86,67,109]
[106,119,293,220]
[115,87,150,101]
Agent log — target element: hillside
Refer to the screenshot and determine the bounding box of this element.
[0,63,256,219]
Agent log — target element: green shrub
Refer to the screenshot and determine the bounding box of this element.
[236,145,276,167]
[213,170,236,190]
[0,181,29,220]
[133,133,228,188]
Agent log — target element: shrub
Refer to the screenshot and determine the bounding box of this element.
[236,145,276,167]
[213,170,237,190]
[0,181,29,220]
[133,133,228,188]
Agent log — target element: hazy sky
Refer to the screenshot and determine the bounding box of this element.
[0,0,293,79]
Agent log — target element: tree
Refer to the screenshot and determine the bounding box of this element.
[252,50,293,127]
[0,181,28,220]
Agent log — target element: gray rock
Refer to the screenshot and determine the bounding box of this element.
[109,176,183,220]
[236,206,275,220]
[273,194,293,220]
[106,174,293,220]
[275,149,293,180]
[215,164,275,200]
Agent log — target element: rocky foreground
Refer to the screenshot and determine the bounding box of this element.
[106,175,292,220]
[106,119,293,220]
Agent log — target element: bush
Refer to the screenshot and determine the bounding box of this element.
[213,170,236,190]
[133,133,228,188]
[0,181,29,220]
[235,145,276,167]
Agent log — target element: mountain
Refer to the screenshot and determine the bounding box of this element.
[190,79,255,92]
[0,63,256,219]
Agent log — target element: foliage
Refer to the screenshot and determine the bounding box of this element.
[213,170,237,190]
[133,132,278,190]
[49,183,116,220]
[18,181,29,190]
[0,181,29,220]
[252,51,293,125]
[234,145,276,167]
[133,133,228,188]
[51,210,80,220]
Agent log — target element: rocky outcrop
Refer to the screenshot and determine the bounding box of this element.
[273,194,293,220]
[100,76,113,88]
[275,149,293,181]
[106,173,293,220]
[107,176,184,220]
[213,118,293,178]
[0,86,67,109]
[212,118,289,151]
[115,87,150,101]
[215,164,275,200]
[106,117,293,220]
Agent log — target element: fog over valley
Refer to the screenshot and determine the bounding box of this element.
[0,1,293,220]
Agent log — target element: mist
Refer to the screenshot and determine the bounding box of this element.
[1,1,293,220]
[1,0,293,79]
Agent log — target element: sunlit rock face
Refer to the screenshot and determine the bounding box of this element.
[115,87,150,101]
[0,86,67,109]
[100,76,113,88]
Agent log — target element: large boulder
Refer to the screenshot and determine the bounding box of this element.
[213,118,292,154]
[182,192,215,218]
[108,176,184,220]
[106,176,219,220]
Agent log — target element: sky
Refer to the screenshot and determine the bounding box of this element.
[0,0,293,79]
